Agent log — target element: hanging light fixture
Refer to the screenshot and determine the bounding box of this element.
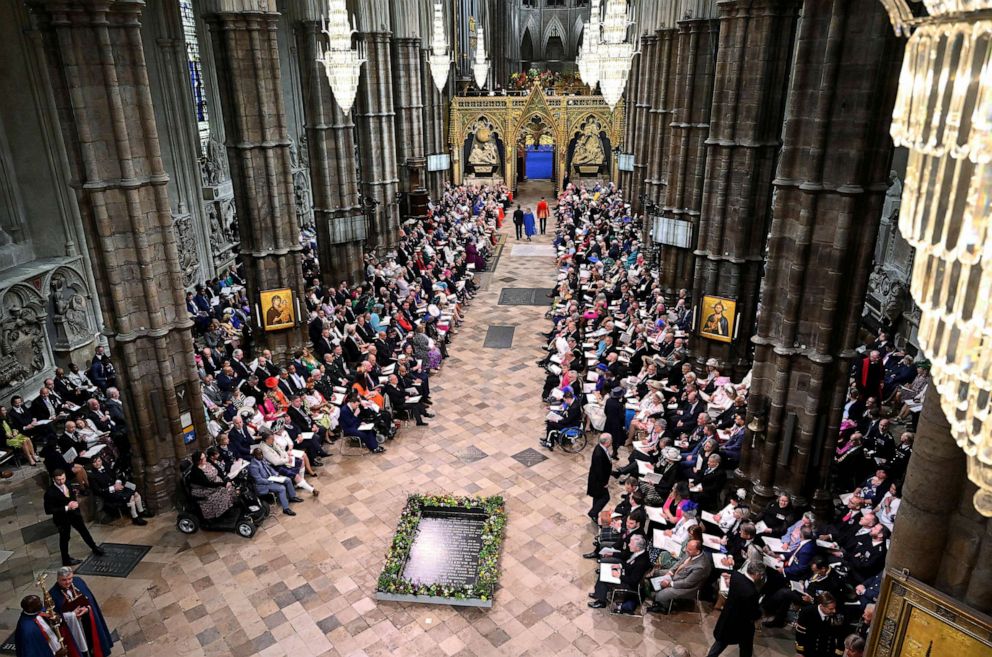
[316,0,366,115]
[882,0,992,516]
[577,0,601,90]
[429,0,450,93]
[472,25,489,89]
[597,0,634,111]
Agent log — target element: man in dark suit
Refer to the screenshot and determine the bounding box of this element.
[587,434,613,522]
[43,469,105,566]
[227,415,255,461]
[847,524,888,584]
[782,526,818,581]
[30,387,61,424]
[588,533,652,610]
[603,387,626,459]
[706,562,765,657]
[383,375,431,426]
[340,396,384,453]
[692,453,727,511]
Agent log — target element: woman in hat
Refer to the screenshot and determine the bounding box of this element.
[260,377,288,422]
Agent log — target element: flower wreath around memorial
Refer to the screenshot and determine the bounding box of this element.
[376,494,506,601]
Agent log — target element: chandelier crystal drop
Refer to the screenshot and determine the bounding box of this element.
[597,0,634,111]
[883,0,992,516]
[577,0,601,90]
[429,0,451,93]
[316,0,366,115]
[472,26,489,89]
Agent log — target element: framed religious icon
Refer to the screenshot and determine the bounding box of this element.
[867,569,992,657]
[698,295,736,343]
[259,288,295,331]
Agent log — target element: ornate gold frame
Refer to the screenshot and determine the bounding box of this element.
[449,86,624,189]
[868,569,992,657]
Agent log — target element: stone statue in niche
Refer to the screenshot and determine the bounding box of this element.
[468,126,499,175]
[173,212,199,288]
[572,120,605,175]
[50,272,91,345]
[294,169,314,231]
[199,136,228,186]
[0,288,47,390]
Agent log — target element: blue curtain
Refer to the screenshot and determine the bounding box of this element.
[525,145,554,180]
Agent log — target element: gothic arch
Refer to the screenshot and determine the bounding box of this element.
[543,16,568,55]
[521,26,535,62]
[573,16,586,53]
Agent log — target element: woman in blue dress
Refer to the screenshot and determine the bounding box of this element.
[523,207,536,241]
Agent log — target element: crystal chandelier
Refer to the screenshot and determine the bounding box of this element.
[597,0,634,110]
[882,0,992,516]
[577,0,601,90]
[429,0,450,93]
[472,26,489,89]
[316,0,366,115]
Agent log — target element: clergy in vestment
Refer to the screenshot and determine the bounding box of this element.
[15,595,66,657]
[48,569,113,657]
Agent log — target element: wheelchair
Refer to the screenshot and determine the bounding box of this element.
[546,425,588,453]
[175,458,269,539]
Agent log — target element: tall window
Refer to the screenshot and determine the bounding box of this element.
[179,0,209,150]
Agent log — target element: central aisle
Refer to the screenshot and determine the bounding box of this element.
[76,183,794,657]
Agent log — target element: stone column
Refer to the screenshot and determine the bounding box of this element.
[31,0,209,510]
[619,49,640,201]
[421,46,445,201]
[355,31,400,250]
[646,27,679,206]
[205,4,307,358]
[658,17,719,292]
[691,0,798,376]
[294,19,365,285]
[392,36,428,221]
[629,35,654,213]
[741,0,902,508]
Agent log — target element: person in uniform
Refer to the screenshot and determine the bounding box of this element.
[795,592,846,657]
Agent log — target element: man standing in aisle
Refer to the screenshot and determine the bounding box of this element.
[43,470,105,566]
[536,196,549,234]
[587,434,613,523]
[512,204,524,240]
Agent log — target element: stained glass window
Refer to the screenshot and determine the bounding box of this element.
[179,0,210,150]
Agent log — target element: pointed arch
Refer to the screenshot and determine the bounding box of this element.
[521,26,535,62]
[573,15,586,54]
[543,15,568,54]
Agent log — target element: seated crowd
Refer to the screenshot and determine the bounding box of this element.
[182,182,504,518]
[0,348,148,524]
[541,183,914,655]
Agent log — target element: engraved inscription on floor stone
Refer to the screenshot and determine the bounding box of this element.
[511,447,549,467]
[75,543,151,578]
[483,325,515,349]
[401,511,485,588]
[498,288,553,306]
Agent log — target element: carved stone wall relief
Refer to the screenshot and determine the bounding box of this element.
[48,266,94,351]
[1,283,51,399]
[172,207,199,288]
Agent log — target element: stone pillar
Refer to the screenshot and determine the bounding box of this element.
[691,0,799,376]
[355,31,400,250]
[885,393,992,614]
[629,35,654,213]
[294,20,365,286]
[658,17,719,292]
[31,0,209,510]
[421,45,445,201]
[392,36,428,221]
[205,5,307,358]
[741,0,902,508]
[619,48,640,202]
[644,28,678,206]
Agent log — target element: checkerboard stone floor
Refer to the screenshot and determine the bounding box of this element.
[0,182,796,657]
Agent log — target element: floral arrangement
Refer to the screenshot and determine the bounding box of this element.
[376,494,506,601]
[509,69,583,92]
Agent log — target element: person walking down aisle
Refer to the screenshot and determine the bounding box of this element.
[523,207,536,241]
[513,204,524,240]
[706,561,766,657]
[536,196,549,234]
